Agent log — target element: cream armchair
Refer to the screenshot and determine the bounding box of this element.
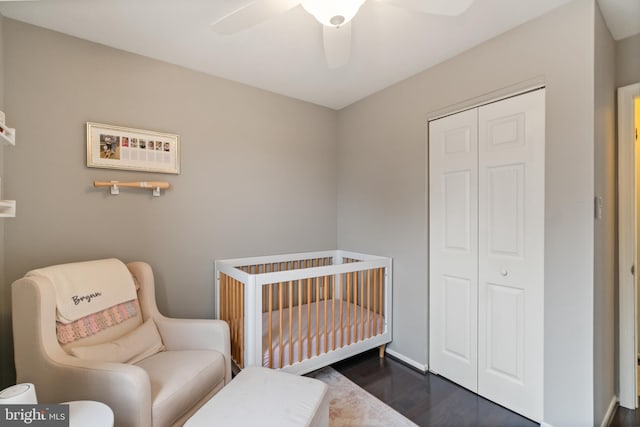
[12,259,231,427]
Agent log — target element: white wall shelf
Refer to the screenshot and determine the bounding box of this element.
[0,200,16,218]
[0,122,15,146]
[0,111,17,216]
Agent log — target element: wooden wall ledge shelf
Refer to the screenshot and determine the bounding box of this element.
[93,181,170,197]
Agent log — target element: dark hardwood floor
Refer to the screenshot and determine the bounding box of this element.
[609,361,640,427]
[611,407,640,427]
[332,350,640,426]
[331,349,538,427]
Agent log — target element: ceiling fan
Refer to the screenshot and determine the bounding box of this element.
[211,0,474,68]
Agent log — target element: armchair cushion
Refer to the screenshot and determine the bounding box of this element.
[70,318,165,364]
[135,350,226,427]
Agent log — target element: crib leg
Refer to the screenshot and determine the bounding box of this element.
[378,345,386,359]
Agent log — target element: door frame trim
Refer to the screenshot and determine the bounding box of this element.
[618,82,640,409]
[427,80,545,122]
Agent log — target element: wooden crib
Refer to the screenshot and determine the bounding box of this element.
[215,250,392,375]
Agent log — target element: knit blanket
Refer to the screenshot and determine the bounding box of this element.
[56,299,139,344]
[27,258,137,324]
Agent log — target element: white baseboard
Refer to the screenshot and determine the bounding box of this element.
[601,396,618,427]
[384,348,428,373]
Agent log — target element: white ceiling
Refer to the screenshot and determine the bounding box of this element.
[0,0,637,110]
[597,0,640,40]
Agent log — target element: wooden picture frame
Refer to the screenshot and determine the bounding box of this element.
[86,122,180,174]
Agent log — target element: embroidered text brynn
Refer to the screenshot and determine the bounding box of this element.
[71,291,103,306]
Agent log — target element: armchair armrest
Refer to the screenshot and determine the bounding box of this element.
[41,355,152,427]
[155,317,232,384]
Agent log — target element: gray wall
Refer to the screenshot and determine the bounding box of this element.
[593,2,617,425]
[616,33,640,88]
[337,1,597,425]
[0,13,10,390]
[1,19,338,383]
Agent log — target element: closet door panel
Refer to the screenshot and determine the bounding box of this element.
[443,171,472,251]
[442,275,472,360]
[429,108,478,392]
[487,164,524,257]
[477,89,545,421]
[485,282,524,381]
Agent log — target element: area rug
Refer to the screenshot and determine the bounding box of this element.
[308,366,418,427]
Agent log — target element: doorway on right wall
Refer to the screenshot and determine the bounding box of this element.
[618,83,640,410]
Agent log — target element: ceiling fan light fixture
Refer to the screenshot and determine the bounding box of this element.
[301,0,366,27]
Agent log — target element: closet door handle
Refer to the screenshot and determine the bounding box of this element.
[500,269,509,277]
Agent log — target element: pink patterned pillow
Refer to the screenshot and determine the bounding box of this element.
[69,318,164,363]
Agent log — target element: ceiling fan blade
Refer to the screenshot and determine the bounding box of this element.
[211,0,301,34]
[378,0,474,16]
[323,22,352,69]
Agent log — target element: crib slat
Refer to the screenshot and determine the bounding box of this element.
[307,276,312,359]
[323,275,328,354]
[375,269,382,334]
[228,276,233,363]
[346,272,351,346]
[239,281,244,366]
[289,280,293,366]
[331,275,336,351]
[268,283,273,368]
[367,269,371,339]
[379,268,383,334]
[340,273,345,348]
[279,282,283,369]
[315,276,320,357]
[298,279,303,363]
[373,269,378,336]
[360,271,364,341]
[353,271,358,343]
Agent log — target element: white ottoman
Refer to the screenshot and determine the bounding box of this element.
[63,401,114,427]
[185,366,329,427]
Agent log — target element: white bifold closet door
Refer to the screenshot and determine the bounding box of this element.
[429,89,544,422]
